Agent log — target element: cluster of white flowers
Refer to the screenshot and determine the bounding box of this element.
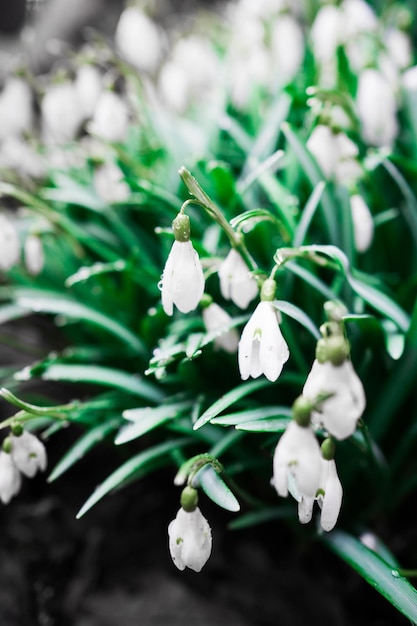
[0,212,45,276]
[272,314,366,532]
[0,430,47,505]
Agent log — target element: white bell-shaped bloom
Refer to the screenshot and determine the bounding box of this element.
[271,13,305,85]
[0,136,45,179]
[218,249,258,309]
[303,359,366,440]
[88,91,129,143]
[74,64,103,120]
[10,431,47,478]
[341,0,378,39]
[311,5,342,64]
[385,28,412,72]
[272,421,322,499]
[402,65,417,91]
[356,69,398,148]
[160,241,205,316]
[24,234,45,276]
[0,76,33,141]
[115,7,162,73]
[307,125,361,186]
[0,213,20,272]
[238,301,289,382]
[168,507,212,572]
[297,458,343,531]
[93,161,130,204]
[202,302,239,354]
[41,82,83,143]
[0,451,21,504]
[350,194,374,252]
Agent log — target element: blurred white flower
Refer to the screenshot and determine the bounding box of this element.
[298,458,343,532]
[93,161,130,204]
[168,507,212,572]
[307,125,361,186]
[272,421,322,499]
[115,7,162,73]
[11,431,47,478]
[218,249,258,309]
[385,28,412,71]
[271,13,304,84]
[0,213,20,272]
[303,359,366,440]
[0,451,21,504]
[24,234,45,276]
[311,4,341,64]
[402,65,417,91]
[0,76,33,141]
[88,90,129,143]
[41,82,83,143]
[238,301,289,382]
[75,64,103,120]
[202,302,239,353]
[160,241,205,316]
[356,69,398,148]
[350,194,374,252]
[0,136,45,179]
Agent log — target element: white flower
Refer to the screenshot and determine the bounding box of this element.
[168,507,212,572]
[0,76,33,141]
[160,241,205,316]
[311,5,342,64]
[10,431,47,478]
[88,91,129,143]
[115,7,162,73]
[307,125,361,186]
[272,421,322,499]
[238,301,289,382]
[218,249,258,309]
[41,82,83,143]
[0,136,45,179]
[24,234,45,275]
[350,194,374,252]
[0,451,21,504]
[270,14,305,84]
[303,359,366,440]
[202,302,239,353]
[402,65,417,91]
[298,458,343,532]
[356,69,398,148]
[93,161,130,204]
[74,64,103,120]
[0,213,20,272]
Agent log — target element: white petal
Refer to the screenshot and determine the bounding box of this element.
[259,304,289,382]
[319,460,343,532]
[0,452,21,504]
[298,495,315,524]
[168,507,212,572]
[171,241,205,313]
[11,432,47,478]
[218,249,258,309]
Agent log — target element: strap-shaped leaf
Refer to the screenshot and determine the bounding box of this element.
[116,400,192,444]
[193,465,240,512]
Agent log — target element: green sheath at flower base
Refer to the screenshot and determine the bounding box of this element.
[260,278,277,302]
[2,437,12,454]
[316,335,350,366]
[180,485,199,512]
[321,437,336,461]
[10,422,24,437]
[292,396,313,427]
[172,212,191,242]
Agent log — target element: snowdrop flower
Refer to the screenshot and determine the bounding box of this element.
[402,65,417,91]
[0,136,45,179]
[350,194,374,252]
[307,125,362,186]
[270,13,305,85]
[238,279,289,382]
[272,420,322,499]
[0,76,33,141]
[168,487,212,573]
[0,213,20,272]
[115,7,162,73]
[93,161,130,204]
[202,301,239,354]
[303,359,366,440]
[356,69,398,148]
[10,431,47,478]
[218,249,258,309]
[0,451,21,504]
[74,64,103,120]
[24,234,45,276]
[41,81,83,143]
[311,5,341,64]
[88,90,129,143]
[160,212,205,316]
[298,454,343,532]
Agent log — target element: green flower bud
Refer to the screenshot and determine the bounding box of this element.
[326,335,350,366]
[292,396,313,427]
[260,278,277,302]
[315,337,328,363]
[180,485,199,512]
[172,213,191,242]
[199,293,213,309]
[10,422,23,437]
[321,437,336,461]
[2,437,12,454]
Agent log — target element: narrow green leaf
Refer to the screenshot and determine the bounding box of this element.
[6,287,145,354]
[115,400,192,444]
[48,418,120,482]
[193,465,240,512]
[274,300,320,339]
[293,181,326,247]
[0,303,31,324]
[76,437,193,518]
[236,417,291,432]
[323,530,417,623]
[211,406,291,426]
[228,505,294,530]
[193,379,271,430]
[17,363,164,403]
[381,158,417,249]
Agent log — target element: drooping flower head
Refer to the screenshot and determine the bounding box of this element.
[160,211,205,316]
[218,248,258,309]
[201,297,239,353]
[0,450,21,505]
[238,278,289,382]
[10,430,47,478]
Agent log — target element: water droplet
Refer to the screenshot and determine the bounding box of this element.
[391,569,400,578]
